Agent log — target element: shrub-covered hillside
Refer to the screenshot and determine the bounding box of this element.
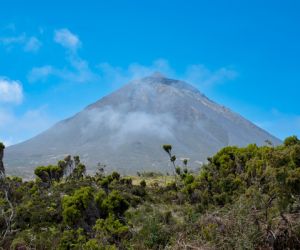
[1,136,300,249]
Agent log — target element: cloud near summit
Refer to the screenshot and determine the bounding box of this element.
[54,29,81,51]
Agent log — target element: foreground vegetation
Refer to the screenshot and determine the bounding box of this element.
[1,137,300,249]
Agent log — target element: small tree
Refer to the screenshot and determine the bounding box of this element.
[71,163,86,180]
[162,145,175,169]
[162,144,178,182]
[34,165,64,184]
[284,135,300,147]
[58,155,86,180]
[96,162,106,178]
[0,142,5,178]
[0,142,15,242]
[140,180,146,188]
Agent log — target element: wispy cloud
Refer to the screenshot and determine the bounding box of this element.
[28,65,54,82]
[28,26,237,89]
[0,34,26,45]
[28,54,237,91]
[0,33,42,53]
[96,59,237,91]
[28,29,97,84]
[184,64,237,87]
[28,57,98,84]
[64,55,98,83]
[97,59,175,88]
[83,106,176,147]
[54,28,81,51]
[0,77,23,104]
[0,76,33,146]
[24,36,42,52]
[0,105,55,146]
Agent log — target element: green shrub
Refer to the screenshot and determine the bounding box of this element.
[141,219,171,249]
[58,228,87,250]
[102,190,129,217]
[140,179,146,187]
[62,186,94,226]
[94,215,129,243]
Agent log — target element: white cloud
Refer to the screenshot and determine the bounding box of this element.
[96,59,236,91]
[24,36,42,52]
[29,28,96,84]
[184,64,237,87]
[0,78,23,104]
[30,55,235,94]
[28,57,97,84]
[0,106,55,145]
[0,34,26,45]
[63,55,98,83]
[54,29,81,51]
[83,107,176,147]
[28,65,54,82]
[0,33,42,53]
[97,59,175,89]
[27,29,98,83]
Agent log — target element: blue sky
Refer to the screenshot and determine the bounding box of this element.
[0,0,299,145]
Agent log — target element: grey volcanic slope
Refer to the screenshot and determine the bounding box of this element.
[5,74,281,176]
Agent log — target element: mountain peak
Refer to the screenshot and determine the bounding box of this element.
[138,72,171,83]
[150,71,166,78]
[135,74,200,94]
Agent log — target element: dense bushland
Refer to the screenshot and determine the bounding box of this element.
[1,136,300,249]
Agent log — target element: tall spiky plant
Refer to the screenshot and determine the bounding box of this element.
[162,144,177,182]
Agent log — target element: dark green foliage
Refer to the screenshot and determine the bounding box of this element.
[94,189,106,208]
[120,177,132,186]
[73,155,80,167]
[102,190,129,217]
[284,135,300,146]
[170,155,176,162]
[1,138,300,249]
[111,171,120,181]
[71,163,86,179]
[180,142,300,248]
[34,165,63,183]
[93,215,129,246]
[62,186,94,226]
[142,219,171,249]
[35,156,87,184]
[58,228,87,249]
[175,166,181,175]
[0,141,5,177]
[131,185,146,197]
[140,179,146,187]
[130,207,173,249]
[162,144,172,154]
[182,158,188,166]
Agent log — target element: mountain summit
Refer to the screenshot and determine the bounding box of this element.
[5,75,281,176]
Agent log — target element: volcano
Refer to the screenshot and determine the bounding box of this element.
[4,74,281,176]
